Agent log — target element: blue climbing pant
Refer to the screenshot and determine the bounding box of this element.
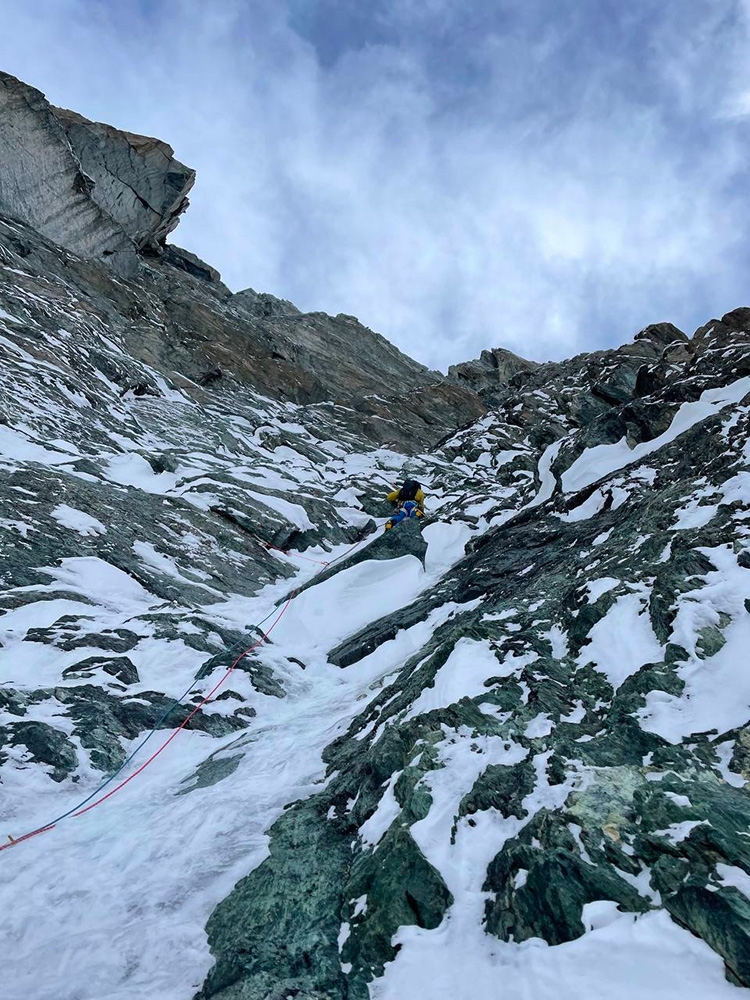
[386,500,423,530]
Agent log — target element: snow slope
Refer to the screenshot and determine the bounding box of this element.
[2,213,750,1000]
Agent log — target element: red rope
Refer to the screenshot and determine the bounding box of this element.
[261,541,329,566]
[1,527,377,853]
[0,596,294,853]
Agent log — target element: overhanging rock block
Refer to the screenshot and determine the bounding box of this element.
[0,70,194,273]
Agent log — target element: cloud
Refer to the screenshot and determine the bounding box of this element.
[0,0,749,370]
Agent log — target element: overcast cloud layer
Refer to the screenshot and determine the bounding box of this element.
[1,0,749,369]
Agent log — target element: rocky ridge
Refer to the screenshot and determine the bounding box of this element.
[1,73,749,1000]
[0,69,485,453]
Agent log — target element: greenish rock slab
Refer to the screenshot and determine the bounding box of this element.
[341,826,452,991]
[197,652,285,698]
[458,759,535,821]
[695,621,729,659]
[484,812,649,945]
[7,720,78,782]
[665,886,750,987]
[198,802,351,1000]
[198,788,452,1000]
[22,623,134,650]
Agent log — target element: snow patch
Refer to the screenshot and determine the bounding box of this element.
[577,592,662,689]
[51,504,107,536]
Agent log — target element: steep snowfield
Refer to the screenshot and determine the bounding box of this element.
[0,552,428,999]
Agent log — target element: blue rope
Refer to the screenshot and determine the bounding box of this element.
[9,530,376,840]
[42,605,279,829]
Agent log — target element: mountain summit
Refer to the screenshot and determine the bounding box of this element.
[1,73,749,1000]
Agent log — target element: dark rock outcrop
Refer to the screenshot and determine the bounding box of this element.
[448,346,539,400]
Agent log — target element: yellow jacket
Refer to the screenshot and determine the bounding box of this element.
[387,487,425,511]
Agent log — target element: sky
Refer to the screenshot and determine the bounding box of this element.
[1,0,749,371]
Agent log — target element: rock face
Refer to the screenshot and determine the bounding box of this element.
[53,105,195,253]
[1,72,750,1000]
[0,70,194,271]
[0,69,486,450]
[448,346,539,401]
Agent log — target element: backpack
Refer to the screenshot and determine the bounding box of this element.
[398,479,421,502]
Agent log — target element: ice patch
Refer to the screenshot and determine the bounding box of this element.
[104,453,179,493]
[0,598,95,636]
[244,489,314,530]
[0,424,74,465]
[525,713,554,738]
[274,555,426,664]
[40,557,160,613]
[712,742,746,788]
[369,907,736,1000]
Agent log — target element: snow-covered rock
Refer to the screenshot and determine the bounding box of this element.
[1,73,750,1000]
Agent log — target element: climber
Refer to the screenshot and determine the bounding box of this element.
[384,499,424,531]
[386,478,425,512]
[385,478,426,531]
